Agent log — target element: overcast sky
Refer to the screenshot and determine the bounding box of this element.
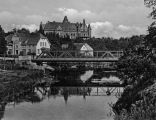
[0,0,153,38]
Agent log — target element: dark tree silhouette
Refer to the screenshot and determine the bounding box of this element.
[0,25,7,54]
[39,22,44,35]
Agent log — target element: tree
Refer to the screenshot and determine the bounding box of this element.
[39,22,44,35]
[144,0,156,19]
[17,28,30,34]
[113,42,156,113]
[113,1,156,115]
[0,25,7,54]
[144,0,156,48]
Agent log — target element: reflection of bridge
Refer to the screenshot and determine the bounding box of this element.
[32,49,123,62]
[37,86,124,98]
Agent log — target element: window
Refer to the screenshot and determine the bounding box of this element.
[40,42,42,46]
[38,49,40,54]
[16,45,18,49]
[16,50,18,55]
[45,42,46,47]
[8,49,12,55]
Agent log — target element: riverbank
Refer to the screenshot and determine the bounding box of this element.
[113,82,156,120]
[0,69,44,106]
[0,69,44,86]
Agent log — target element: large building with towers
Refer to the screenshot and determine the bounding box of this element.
[41,16,91,39]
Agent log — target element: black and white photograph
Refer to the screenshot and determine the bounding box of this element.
[0,0,156,120]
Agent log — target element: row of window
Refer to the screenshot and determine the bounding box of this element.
[7,48,42,55]
[40,42,47,47]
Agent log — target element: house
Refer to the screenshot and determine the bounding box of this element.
[74,43,93,57]
[5,32,51,56]
[30,33,51,56]
[6,32,30,55]
[41,16,91,39]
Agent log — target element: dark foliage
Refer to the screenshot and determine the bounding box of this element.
[113,26,156,115]
[0,25,7,54]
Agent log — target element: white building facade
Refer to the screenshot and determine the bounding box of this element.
[74,43,93,57]
[5,33,51,56]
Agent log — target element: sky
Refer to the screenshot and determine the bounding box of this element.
[0,0,153,38]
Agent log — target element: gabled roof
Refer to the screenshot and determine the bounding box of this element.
[5,32,49,46]
[74,43,93,50]
[27,33,48,45]
[44,21,62,31]
[44,21,77,32]
[5,33,29,44]
[74,43,84,50]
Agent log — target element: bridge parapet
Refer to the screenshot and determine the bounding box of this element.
[33,49,123,62]
[38,48,123,59]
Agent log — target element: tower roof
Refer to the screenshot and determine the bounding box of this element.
[63,16,69,23]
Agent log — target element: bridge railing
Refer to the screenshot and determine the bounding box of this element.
[39,48,123,59]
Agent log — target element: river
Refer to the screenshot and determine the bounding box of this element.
[1,69,122,120]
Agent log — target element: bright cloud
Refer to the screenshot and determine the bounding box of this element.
[12,24,38,32]
[58,8,94,19]
[0,0,152,38]
[91,21,114,37]
[58,8,78,16]
[118,25,131,31]
[90,22,147,38]
[118,24,147,35]
[91,22,113,30]
[20,24,38,32]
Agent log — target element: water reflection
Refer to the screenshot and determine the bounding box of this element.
[80,70,93,83]
[51,70,120,86]
[0,70,122,120]
[3,86,119,120]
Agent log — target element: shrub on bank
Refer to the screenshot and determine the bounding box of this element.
[114,83,156,120]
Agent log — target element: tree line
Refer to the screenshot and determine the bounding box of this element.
[112,1,156,119]
[0,25,146,55]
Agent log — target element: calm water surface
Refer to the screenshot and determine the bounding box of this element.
[2,70,121,120]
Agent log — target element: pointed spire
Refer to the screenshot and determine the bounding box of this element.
[88,24,91,30]
[83,19,85,25]
[63,16,69,23]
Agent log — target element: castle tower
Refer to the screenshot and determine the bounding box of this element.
[83,19,86,31]
[63,16,69,23]
[88,24,91,38]
[39,21,44,34]
[83,19,85,26]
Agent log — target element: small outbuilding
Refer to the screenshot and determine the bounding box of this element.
[74,43,93,57]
